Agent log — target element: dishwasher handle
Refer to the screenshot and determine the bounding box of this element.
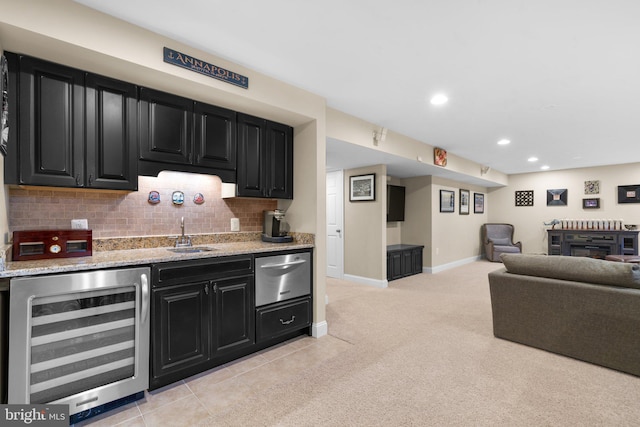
[259,259,307,270]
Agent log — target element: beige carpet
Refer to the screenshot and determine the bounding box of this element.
[209,260,640,426]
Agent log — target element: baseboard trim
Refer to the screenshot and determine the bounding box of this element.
[312,321,328,338]
[343,274,388,288]
[424,255,483,274]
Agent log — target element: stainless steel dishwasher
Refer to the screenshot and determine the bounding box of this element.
[255,252,311,307]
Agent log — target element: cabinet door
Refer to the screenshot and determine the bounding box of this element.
[139,87,192,165]
[411,248,423,275]
[152,281,210,387]
[389,252,402,280]
[85,74,138,190]
[236,113,266,197]
[212,275,255,357]
[18,55,84,187]
[266,121,293,199]
[194,102,236,170]
[401,250,413,276]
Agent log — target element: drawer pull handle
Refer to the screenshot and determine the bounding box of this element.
[280,315,296,325]
[261,259,306,269]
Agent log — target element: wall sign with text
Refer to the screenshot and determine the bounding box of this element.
[163,47,249,89]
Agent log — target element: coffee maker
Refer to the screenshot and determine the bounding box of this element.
[262,209,293,243]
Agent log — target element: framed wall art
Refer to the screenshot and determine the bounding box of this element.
[584,180,600,195]
[583,198,600,209]
[440,189,455,212]
[474,193,484,214]
[618,185,640,204]
[459,189,470,215]
[547,189,567,206]
[515,190,534,207]
[434,147,447,167]
[350,174,376,201]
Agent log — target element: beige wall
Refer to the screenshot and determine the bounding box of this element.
[344,165,387,282]
[0,0,327,329]
[326,108,509,186]
[430,177,489,267]
[488,162,640,254]
[400,175,433,262]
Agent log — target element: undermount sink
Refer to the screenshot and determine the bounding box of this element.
[167,247,216,253]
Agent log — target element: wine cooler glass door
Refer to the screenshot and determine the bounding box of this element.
[9,267,150,416]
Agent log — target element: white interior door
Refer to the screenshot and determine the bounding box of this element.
[326,170,344,278]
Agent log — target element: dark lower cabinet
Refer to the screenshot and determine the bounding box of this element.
[152,281,210,384]
[237,113,293,199]
[150,252,312,390]
[387,244,424,281]
[212,276,254,357]
[150,255,254,390]
[5,52,138,190]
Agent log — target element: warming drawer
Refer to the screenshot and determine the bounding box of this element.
[254,252,311,307]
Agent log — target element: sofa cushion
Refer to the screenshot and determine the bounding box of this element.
[500,253,640,290]
[489,237,512,245]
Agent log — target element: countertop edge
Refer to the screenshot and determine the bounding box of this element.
[0,241,314,279]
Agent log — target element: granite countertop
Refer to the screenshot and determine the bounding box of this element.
[0,232,314,279]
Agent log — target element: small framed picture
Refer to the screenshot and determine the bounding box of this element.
[474,193,484,214]
[547,189,567,206]
[440,189,455,212]
[350,174,376,201]
[583,198,600,209]
[434,147,447,167]
[618,185,640,203]
[459,189,470,215]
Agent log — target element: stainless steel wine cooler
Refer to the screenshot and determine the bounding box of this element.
[8,267,150,416]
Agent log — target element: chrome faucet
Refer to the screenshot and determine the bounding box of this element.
[175,216,192,247]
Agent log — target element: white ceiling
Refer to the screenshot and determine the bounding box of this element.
[76,0,640,180]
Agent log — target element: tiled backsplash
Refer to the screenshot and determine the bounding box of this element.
[9,171,277,238]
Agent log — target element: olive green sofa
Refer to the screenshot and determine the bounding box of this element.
[488,253,640,377]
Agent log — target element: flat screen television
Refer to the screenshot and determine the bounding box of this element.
[387,184,406,222]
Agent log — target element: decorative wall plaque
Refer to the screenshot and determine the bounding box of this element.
[515,190,534,207]
[584,180,600,194]
[547,189,568,206]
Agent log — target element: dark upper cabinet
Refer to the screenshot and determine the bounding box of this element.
[236,113,266,197]
[139,87,193,165]
[266,121,294,199]
[194,102,236,170]
[139,88,236,175]
[237,113,293,199]
[6,52,138,190]
[15,54,84,188]
[85,74,138,190]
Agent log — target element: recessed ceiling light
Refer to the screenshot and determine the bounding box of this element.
[540,165,550,170]
[528,157,539,162]
[497,139,511,145]
[430,94,448,105]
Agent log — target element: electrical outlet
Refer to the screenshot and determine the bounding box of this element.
[230,218,240,232]
[71,219,88,230]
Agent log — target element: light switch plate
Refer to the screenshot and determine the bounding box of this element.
[230,218,240,232]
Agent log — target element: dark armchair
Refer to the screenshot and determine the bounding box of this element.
[481,223,522,262]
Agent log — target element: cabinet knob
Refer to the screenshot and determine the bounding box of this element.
[204,284,209,295]
[75,174,81,186]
